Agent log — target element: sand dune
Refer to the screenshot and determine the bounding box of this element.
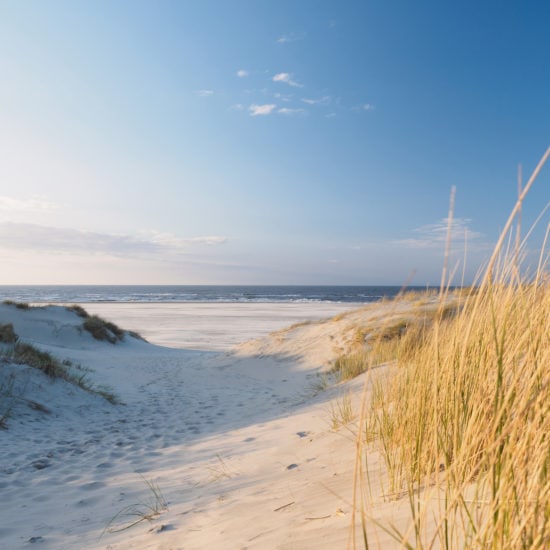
[0,300,418,549]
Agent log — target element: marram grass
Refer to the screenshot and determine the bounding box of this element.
[354,147,550,549]
[362,280,550,548]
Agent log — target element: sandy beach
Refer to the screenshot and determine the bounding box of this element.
[75,301,365,351]
[2,2,548,547]
[0,299,412,549]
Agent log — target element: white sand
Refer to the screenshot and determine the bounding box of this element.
[71,302,363,351]
[0,301,415,549]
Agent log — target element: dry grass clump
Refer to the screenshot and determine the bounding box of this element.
[330,393,356,430]
[103,477,168,535]
[83,315,125,343]
[361,279,550,548]
[68,305,144,342]
[356,147,550,549]
[332,303,460,382]
[332,350,371,381]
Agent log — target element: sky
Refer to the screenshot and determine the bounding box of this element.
[0,0,549,285]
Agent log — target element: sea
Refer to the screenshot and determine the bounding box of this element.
[0,285,424,304]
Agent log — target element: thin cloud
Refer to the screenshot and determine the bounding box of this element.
[301,96,331,106]
[148,231,227,247]
[273,92,294,102]
[249,104,277,116]
[278,107,306,116]
[276,32,305,44]
[272,72,303,88]
[236,69,248,78]
[0,222,227,257]
[394,218,485,249]
[325,112,337,118]
[352,102,375,111]
[196,90,214,97]
[230,103,245,111]
[0,195,58,212]
[244,87,270,95]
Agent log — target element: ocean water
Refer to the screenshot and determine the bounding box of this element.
[0,285,423,304]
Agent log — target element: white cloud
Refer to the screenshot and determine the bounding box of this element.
[148,231,227,247]
[394,218,484,249]
[272,73,303,88]
[237,69,248,78]
[0,222,227,257]
[278,107,306,116]
[325,112,337,118]
[249,104,277,116]
[0,195,58,212]
[273,92,294,102]
[301,96,331,106]
[352,102,375,112]
[230,103,245,111]
[276,32,305,44]
[196,90,214,97]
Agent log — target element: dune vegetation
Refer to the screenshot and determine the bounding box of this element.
[0,305,125,427]
[352,148,550,548]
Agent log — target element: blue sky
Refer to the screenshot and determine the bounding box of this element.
[0,0,549,285]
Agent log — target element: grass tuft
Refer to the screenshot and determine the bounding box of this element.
[0,323,18,344]
[330,393,356,430]
[2,300,30,310]
[103,477,168,535]
[82,315,125,343]
[128,330,147,342]
[13,342,67,378]
[1,342,119,406]
[66,304,90,318]
[332,300,461,382]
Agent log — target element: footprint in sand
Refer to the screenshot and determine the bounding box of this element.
[80,481,105,491]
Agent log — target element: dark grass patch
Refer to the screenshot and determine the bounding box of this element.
[2,300,30,310]
[128,330,147,342]
[0,323,18,344]
[5,342,119,405]
[67,304,90,319]
[83,316,125,344]
[13,343,66,378]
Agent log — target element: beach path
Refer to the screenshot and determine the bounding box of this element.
[0,301,409,549]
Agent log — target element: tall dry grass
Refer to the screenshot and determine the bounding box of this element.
[355,147,550,549]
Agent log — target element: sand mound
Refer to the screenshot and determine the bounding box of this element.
[0,300,423,549]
